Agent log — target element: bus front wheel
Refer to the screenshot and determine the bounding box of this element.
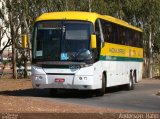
[95,74,106,96]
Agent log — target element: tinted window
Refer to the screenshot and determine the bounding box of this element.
[100,19,115,43]
[96,19,142,48]
[128,30,142,48]
[65,22,90,40]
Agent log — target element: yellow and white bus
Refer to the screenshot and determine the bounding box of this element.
[29,11,143,96]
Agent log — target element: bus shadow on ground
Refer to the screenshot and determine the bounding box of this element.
[0,89,95,98]
[0,86,129,99]
[0,89,50,97]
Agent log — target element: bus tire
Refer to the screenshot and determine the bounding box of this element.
[126,73,135,90]
[133,71,137,83]
[96,74,106,96]
[49,88,58,96]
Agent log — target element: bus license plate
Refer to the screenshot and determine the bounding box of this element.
[55,78,65,83]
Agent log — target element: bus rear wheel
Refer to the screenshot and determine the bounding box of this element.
[95,74,106,96]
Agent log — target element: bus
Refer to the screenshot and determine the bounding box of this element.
[25,11,143,96]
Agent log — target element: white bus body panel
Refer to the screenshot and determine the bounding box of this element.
[101,61,143,87]
[31,61,103,90]
[31,60,143,90]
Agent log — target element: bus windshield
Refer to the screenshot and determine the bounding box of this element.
[33,21,93,62]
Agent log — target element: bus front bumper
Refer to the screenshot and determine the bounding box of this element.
[31,74,95,90]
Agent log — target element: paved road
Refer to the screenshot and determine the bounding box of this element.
[2,79,159,112]
[44,79,160,112]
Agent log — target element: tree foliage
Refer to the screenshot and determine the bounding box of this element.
[0,0,160,78]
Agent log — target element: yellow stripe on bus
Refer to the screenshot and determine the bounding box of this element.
[36,11,142,32]
[101,43,143,58]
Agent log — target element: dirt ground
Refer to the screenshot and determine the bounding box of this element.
[0,79,159,119]
[0,79,127,113]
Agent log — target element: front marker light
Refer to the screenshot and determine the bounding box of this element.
[39,76,43,80]
[84,77,87,80]
[35,76,38,80]
[34,75,43,80]
[79,77,88,80]
[79,77,82,80]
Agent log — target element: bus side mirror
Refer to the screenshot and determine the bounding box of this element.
[22,34,27,48]
[91,34,97,49]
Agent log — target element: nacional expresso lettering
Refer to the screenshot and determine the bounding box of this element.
[109,48,125,54]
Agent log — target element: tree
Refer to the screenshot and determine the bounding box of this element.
[1,0,160,79]
[0,1,12,55]
[5,0,24,79]
[114,0,160,78]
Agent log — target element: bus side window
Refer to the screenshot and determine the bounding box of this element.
[95,21,101,40]
[134,32,137,47]
[134,32,143,48]
[100,19,114,43]
[99,20,107,41]
[117,26,121,44]
[129,30,134,46]
[139,33,143,48]
[117,26,126,45]
[107,25,113,42]
[125,30,130,45]
[133,31,139,47]
[95,19,103,60]
[121,28,126,45]
[95,20,104,40]
[135,32,141,47]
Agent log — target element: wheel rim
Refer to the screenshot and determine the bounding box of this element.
[133,75,136,84]
[129,78,132,87]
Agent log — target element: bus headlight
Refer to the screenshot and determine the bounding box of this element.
[35,76,38,80]
[84,77,87,80]
[35,75,43,80]
[79,77,83,80]
[39,76,43,80]
[78,76,88,80]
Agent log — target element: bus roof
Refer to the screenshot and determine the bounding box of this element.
[36,11,143,32]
